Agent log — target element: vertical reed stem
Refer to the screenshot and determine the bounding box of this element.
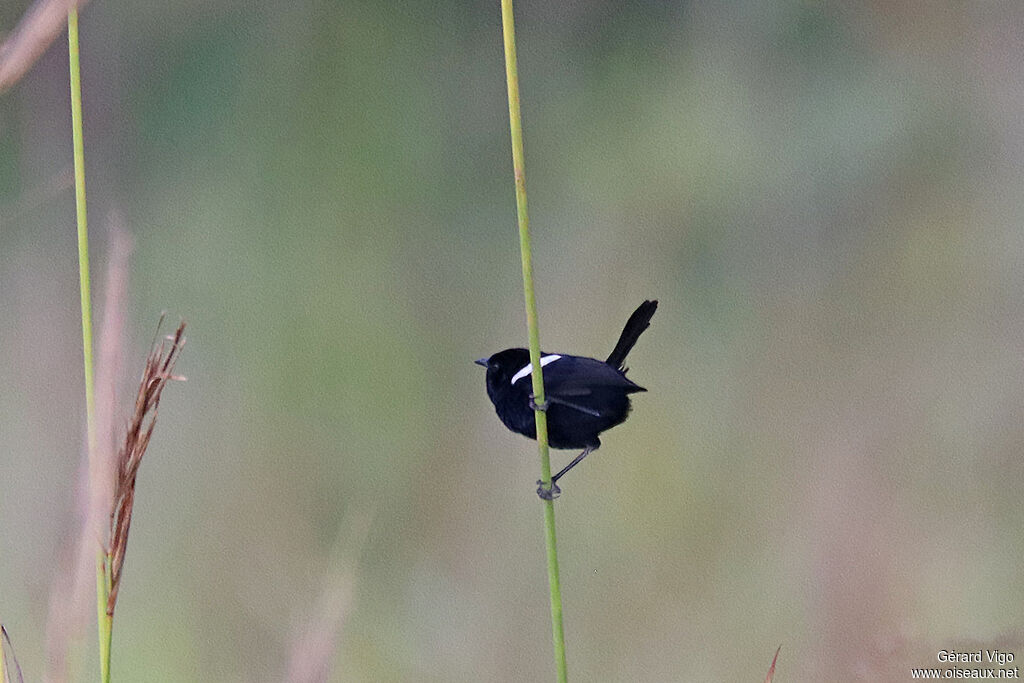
[68,8,113,682]
[499,2,568,680]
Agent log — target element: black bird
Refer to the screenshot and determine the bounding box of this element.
[476,300,657,499]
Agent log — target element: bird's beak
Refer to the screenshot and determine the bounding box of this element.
[474,358,488,367]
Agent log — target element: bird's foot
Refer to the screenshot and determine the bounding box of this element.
[536,480,561,500]
[528,395,549,412]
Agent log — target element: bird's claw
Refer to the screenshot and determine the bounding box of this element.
[529,395,549,412]
[536,480,561,500]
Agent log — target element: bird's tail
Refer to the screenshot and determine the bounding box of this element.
[606,300,658,369]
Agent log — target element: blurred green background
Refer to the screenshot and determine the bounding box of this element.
[3,2,1024,681]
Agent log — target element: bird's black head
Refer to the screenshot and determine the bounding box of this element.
[475,348,531,398]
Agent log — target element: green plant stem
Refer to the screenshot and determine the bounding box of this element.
[499,2,568,681]
[68,9,113,683]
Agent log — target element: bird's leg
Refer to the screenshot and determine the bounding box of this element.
[546,396,601,417]
[530,394,601,417]
[552,446,594,485]
[536,446,595,500]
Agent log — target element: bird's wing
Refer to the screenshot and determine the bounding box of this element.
[544,355,643,389]
[540,356,644,420]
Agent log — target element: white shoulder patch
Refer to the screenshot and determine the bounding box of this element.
[510,354,562,385]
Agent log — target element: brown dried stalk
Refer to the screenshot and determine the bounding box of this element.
[0,0,89,94]
[764,645,781,683]
[284,510,374,683]
[44,223,130,683]
[106,319,186,616]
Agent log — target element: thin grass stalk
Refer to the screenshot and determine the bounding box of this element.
[499,2,568,680]
[67,8,112,682]
[2,625,26,683]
